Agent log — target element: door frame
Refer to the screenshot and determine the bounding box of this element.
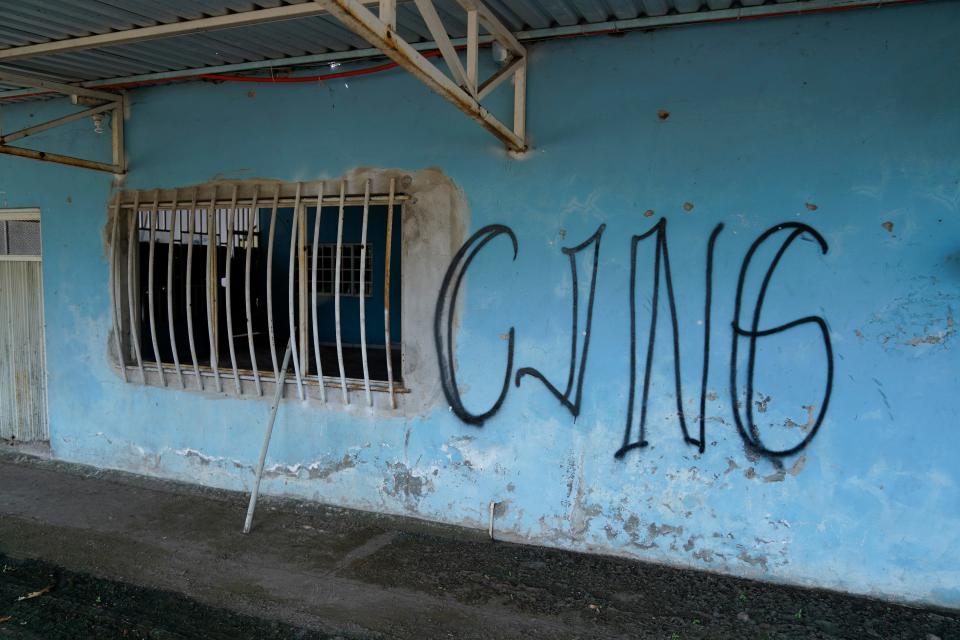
[0,207,49,443]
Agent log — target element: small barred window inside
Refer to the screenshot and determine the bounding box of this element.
[315,244,373,297]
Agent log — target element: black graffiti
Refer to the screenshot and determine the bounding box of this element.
[435,216,834,462]
[515,224,605,418]
[615,219,723,458]
[434,224,517,426]
[731,223,833,457]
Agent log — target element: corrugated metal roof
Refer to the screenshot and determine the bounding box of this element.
[0,0,909,98]
[0,0,775,91]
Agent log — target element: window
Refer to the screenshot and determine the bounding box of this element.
[0,217,41,260]
[316,244,373,297]
[108,180,403,407]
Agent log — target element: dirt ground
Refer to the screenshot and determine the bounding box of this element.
[1,449,958,639]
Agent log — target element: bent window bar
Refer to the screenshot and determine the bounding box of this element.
[113,180,406,402]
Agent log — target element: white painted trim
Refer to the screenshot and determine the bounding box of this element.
[0,255,42,262]
[0,208,41,221]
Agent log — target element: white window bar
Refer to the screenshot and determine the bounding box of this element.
[245,186,263,396]
[109,193,127,383]
[166,190,185,388]
[126,191,146,382]
[310,183,327,404]
[286,182,305,400]
[383,177,397,409]
[224,186,242,394]
[334,180,349,404]
[184,189,203,390]
[205,191,222,393]
[147,192,167,387]
[298,188,310,389]
[266,184,281,382]
[359,179,373,406]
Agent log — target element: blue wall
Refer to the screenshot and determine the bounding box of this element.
[1,2,958,607]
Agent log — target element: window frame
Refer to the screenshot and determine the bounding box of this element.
[0,209,42,262]
[109,181,407,407]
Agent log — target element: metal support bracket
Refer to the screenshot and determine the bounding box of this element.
[0,70,126,175]
[325,0,528,151]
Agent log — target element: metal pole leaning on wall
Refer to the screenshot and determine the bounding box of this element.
[243,337,293,535]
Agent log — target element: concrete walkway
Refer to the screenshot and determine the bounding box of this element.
[0,450,957,639]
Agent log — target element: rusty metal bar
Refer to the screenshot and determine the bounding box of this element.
[286,183,305,400]
[146,192,167,386]
[414,0,469,90]
[205,190,222,392]
[383,178,397,409]
[184,190,203,389]
[513,57,527,141]
[325,0,526,151]
[266,184,281,382]
[466,9,479,95]
[224,185,242,394]
[119,193,409,210]
[109,193,127,383]
[0,144,122,174]
[359,179,373,406]
[165,191,185,388]
[334,180,349,404]
[126,192,145,382]
[0,101,117,145]
[245,187,263,396]
[310,184,327,402]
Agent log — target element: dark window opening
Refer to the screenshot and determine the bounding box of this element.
[134,201,402,386]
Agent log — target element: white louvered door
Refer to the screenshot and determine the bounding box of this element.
[0,210,48,443]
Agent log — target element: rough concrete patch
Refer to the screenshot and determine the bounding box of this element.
[383,461,433,507]
[763,470,786,483]
[754,394,771,413]
[862,289,958,353]
[693,549,715,563]
[784,405,816,433]
[309,454,357,481]
[724,458,739,475]
[788,455,807,477]
[174,448,222,466]
[738,551,769,571]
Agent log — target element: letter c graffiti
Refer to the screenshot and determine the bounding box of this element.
[434,225,518,426]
